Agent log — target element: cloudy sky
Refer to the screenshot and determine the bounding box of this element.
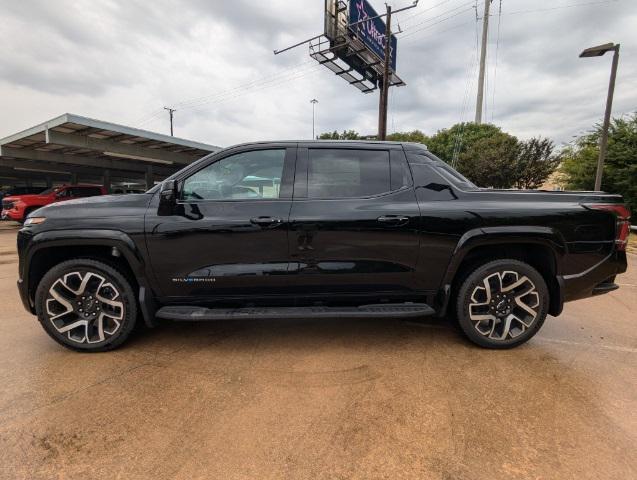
[1,0,635,148]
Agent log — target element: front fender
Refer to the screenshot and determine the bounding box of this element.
[25,229,145,276]
[18,229,156,325]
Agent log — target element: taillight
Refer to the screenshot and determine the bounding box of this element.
[584,204,632,251]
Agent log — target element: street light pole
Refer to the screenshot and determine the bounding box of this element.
[596,46,620,191]
[310,99,318,139]
[579,43,620,191]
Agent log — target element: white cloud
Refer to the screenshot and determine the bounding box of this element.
[0,0,635,147]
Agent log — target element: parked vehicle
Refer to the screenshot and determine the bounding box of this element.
[16,141,630,351]
[0,186,47,200]
[2,184,106,223]
[112,187,146,195]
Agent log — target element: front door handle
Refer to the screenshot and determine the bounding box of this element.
[377,215,410,226]
[250,216,283,227]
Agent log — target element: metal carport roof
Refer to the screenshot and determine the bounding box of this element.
[0,113,220,190]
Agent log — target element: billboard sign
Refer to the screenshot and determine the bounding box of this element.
[348,0,398,72]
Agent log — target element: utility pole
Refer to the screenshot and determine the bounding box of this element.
[378,4,392,140]
[475,0,491,124]
[164,107,176,136]
[310,99,318,139]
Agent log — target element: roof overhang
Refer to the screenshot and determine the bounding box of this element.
[0,113,220,183]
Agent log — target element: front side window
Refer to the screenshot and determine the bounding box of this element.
[307,149,391,199]
[182,149,286,201]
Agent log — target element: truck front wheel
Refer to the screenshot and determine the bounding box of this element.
[456,259,549,349]
[35,259,137,352]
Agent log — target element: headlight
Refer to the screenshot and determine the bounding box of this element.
[24,217,46,226]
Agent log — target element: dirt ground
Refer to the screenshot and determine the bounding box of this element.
[0,224,635,480]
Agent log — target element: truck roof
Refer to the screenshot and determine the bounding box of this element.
[221,140,429,151]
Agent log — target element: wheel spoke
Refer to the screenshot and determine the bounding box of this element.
[514,294,538,320]
[491,314,513,340]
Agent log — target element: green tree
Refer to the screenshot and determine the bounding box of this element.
[458,133,519,188]
[317,123,560,191]
[387,129,430,144]
[514,137,559,189]
[318,130,361,140]
[427,122,504,163]
[560,113,637,210]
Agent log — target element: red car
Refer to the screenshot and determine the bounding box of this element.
[1,184,106,223]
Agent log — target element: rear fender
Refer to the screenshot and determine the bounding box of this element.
[439,226,567,316]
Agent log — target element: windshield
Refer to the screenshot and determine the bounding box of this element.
[146,152,218,194]
[34,187,59,195]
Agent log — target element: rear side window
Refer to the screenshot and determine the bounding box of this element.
[307,149,390,199]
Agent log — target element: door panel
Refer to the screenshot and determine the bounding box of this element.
[145,146,296,301]
[287,146,421,297]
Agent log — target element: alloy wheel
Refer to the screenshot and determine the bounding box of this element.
[468,270,540,341]
[45,271,125,344]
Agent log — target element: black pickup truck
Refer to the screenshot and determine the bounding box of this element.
[16,141,630,351]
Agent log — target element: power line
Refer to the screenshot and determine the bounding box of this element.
[451,2,481,167]
[134,60,322,129]
[185,64,324,115]
[400,0,460,23]
[173,60,315,110]
[136,109,166,128]
[399,2,479,38]
[401,20,474,45]
[503,0,618,16]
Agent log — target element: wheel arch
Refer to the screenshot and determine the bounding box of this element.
[439,227,566,317]
[23,230,157,326]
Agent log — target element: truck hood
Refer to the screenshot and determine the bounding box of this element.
[34,193,153,219]
[3,193,51,203]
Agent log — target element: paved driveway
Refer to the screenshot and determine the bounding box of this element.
[0,228,635,479]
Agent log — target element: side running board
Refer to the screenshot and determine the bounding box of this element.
[156,303,435,321]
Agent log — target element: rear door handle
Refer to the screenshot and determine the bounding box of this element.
[250,216,283,227]
[377,215,410,226]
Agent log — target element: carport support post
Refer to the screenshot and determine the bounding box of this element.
[45,176,52,188]
[103,169,111,194]
[70,173,78,185]
[145,165,154,190]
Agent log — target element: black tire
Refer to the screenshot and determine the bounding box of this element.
[35,259,137,352]
[455,259,549,349]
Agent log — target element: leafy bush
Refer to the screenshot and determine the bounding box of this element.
[559,113,637,210]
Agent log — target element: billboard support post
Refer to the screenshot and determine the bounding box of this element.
[274,1,419,138]
[378,4,392,141]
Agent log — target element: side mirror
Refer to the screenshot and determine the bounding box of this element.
[158,180,178,215]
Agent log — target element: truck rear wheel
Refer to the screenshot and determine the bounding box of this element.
[456,259,549,349]
[35,259,137,352]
